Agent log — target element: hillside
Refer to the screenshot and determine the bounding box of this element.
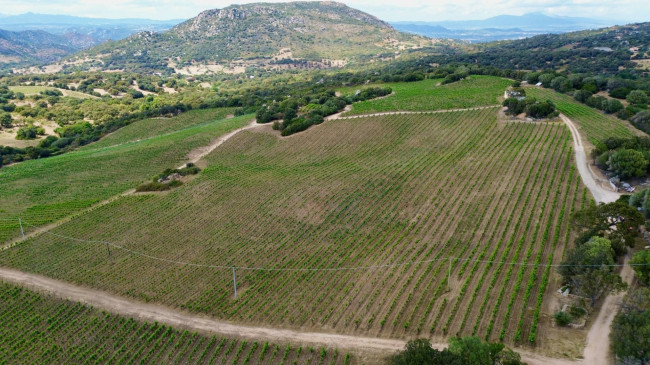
[432,22,650,74]
[0,29,95,65]
[72,1,431,74]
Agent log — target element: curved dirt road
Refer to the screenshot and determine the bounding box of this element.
[559,114,620,204]
[0,266,404,353]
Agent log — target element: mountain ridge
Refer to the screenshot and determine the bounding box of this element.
[69,1,432,74]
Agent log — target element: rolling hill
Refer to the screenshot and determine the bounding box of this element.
[71,1,432,74]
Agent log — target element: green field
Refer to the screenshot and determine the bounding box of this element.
[0,111,252,243]
[0,107,586,345]
[0,282,352,364]
[340,76,511,115]
[526,87,643,144]
[9,85,97,99]
[86,108,236,149]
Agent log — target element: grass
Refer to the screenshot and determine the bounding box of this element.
[339,75,511,114]
[1,107,585,345]
[0,282,351,364]
[9,85,96,99]
[0,112,253,243]
[526,87,644,144]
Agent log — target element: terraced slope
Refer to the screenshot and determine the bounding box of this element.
[0,107,586,346]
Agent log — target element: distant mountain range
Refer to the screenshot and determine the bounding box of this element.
[0,12,182,68]
[0,12,182,42]
[392,12,616,42]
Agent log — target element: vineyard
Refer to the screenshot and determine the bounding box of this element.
[0,107,587,346]
[0,282,352,364]
[86,108,236,149]
[340,76,511,115]
[526,87,643,144]
[0,111,252,243]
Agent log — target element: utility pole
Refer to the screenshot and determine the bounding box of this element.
[18,218,25,241]
[232,267,238,299]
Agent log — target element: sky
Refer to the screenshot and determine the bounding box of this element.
[0,0,648,23]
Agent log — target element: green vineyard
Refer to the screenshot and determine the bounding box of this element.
[526,87,640,144]
[341,76,512,115]
[0,282,351,364]
[0,111,251,243]
[0,107,587,345]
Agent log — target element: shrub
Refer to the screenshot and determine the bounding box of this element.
[569,306,587,318]
[15,126,39,140]
[136,180,182,192]
[554,311,573,326]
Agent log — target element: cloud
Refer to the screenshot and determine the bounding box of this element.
[0,0,647,22]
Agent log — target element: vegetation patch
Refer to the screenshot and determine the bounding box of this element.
[136,164,201,192]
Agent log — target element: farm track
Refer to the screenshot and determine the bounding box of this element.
[0,105,631,364]
[559,113,620,204]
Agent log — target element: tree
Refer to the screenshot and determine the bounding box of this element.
[632,250,650,285]
[571,266,627,307]
[389,338,523,365]
[571,202,644,256]
[0,111,11,128]
[448,337,492,365]
[389,339,463,365]
[603,99,624,114]
[611,288,650,364]
[627,90,649,106]
[574,89,592,103]
[609,149,648,179]
[551,76,571,92]
[559,236,615,282]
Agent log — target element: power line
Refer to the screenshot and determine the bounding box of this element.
[16,218,650,271]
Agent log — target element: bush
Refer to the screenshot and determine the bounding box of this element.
[15,125,39,140]
[610,149,648,179]
[554,311,573,326]
[0,111,11,128]
[136,180,182,192]
[569,306,587,318]
[627,90,649,106]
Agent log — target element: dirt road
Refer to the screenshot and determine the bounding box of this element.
[179,118,262,169]
[0,266,590,364]
[559,114,620,204]
[582,254,634,365]
[0,266,404,353]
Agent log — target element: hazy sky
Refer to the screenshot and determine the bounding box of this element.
[0,0,647,22]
